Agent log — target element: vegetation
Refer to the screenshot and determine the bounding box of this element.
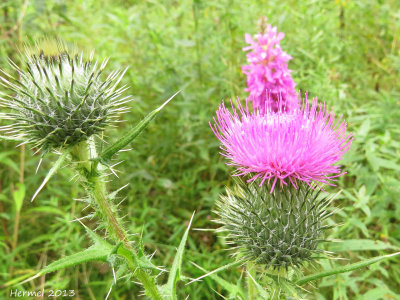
[0,0,399,299]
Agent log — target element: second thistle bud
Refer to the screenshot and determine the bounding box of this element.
[0,41,129,152]
[216,179,334,269]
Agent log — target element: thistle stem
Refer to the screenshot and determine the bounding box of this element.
[70,140,162,300]
[92,177,129,244]
[247,261,257,300]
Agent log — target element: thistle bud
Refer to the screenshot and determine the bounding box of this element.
[216,178,334,269]
[0,41,130,152]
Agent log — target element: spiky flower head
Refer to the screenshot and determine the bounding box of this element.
[210,96,353,192]
[242,21,297,112]
[0,40,130,152]
[216,178,334,269]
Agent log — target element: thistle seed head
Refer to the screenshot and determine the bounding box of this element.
[0,43,130,152]
[216,178,334,269]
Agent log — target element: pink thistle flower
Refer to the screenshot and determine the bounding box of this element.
[242,24,297,112]
[210,95,353,192]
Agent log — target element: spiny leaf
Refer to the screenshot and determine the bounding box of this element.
[17,248,111,285]
[161,212,195,299]
[97,90,180,163]
[31,149,70,201]
[15,229,114,286]
[296,252,400,285]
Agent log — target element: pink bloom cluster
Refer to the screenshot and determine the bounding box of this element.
[210,96,353,192]
[242,24,297,112]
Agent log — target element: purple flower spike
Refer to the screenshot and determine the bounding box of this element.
[242,24,298,112]
[210,96,353,192]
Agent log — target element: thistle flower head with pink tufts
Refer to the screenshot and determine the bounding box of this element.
[210,95,353,192]
[242,23,297,112]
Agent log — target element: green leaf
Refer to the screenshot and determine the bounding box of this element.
[13,183,25,212]
[31,150,70,201]
[366,150,400,171]
[247,271,270,299]
[160,212,194,299]
[98,91,180,163]
[0,151,19,172]
[186,260,244,286]
[296,252,400,285]
[191,262,246,299]
[262,273,303,299]
[328,239,400,252]
[14,227,114,286]
[117,245,161,271]
[2,272,36,288]
[25,206,65,216]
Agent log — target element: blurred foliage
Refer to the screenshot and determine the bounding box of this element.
[0,0,399,299]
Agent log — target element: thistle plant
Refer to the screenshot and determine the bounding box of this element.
[0,41,191,300]
[204,89,400,298]
[210,95,352,271]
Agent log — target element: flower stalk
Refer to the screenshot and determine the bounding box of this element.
[70,140,163,299]
[71,139,129,244]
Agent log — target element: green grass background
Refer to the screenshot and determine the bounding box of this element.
[0,0,399,299]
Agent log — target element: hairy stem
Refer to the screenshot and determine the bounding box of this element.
[70,140,162,300]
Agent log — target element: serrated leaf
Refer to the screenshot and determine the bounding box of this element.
[13,183,25,212]
[328,239,400,252]
[98,91,180,163]
[31,150,70,201]
[296,252,400,285]
[161,212,194,299]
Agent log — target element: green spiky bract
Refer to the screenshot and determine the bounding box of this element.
[216,178,334,270]
[0,49,129,152]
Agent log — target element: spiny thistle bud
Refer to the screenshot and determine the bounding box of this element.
[216,178,335,269]
[0,40,130,152]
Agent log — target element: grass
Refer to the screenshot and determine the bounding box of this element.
[0,0,399,299]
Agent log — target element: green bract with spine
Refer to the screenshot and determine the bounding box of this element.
[216,178,335,269]
[0,48,129,152]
